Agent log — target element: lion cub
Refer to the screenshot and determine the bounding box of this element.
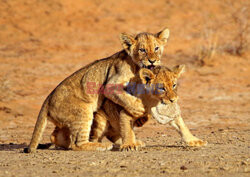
[51,65,185,151]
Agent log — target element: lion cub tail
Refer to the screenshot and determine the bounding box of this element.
[24,100,49,153]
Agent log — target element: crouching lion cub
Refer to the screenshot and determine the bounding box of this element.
[24,28,170,153]
[91,65,207,149]
[51,65,206,151]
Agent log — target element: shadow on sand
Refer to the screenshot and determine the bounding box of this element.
[146,145,186,148]
[0,143,191,152]
[0,143,55,152]
[0,143,27,151]
[110,144,189,151]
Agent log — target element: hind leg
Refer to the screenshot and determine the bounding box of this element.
[72,122,113,151]
[90,109,123,146]
[70,105,112,151]
[90,110,109,142]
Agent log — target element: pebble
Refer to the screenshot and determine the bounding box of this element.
[180,165,187,170]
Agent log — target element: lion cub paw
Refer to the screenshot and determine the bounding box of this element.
[120,143,141,151]
[126,99,145,118]
[186,139,207,147]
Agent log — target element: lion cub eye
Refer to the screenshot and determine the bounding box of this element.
[155,46,159,51]
[173,84,177,88]
[139,48,146,53]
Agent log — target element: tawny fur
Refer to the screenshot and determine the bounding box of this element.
[24,28,170,153]
[100,65,185,151]
[52,65,207,150]
[52,65,184,151]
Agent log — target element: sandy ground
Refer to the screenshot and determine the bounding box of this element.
[0,0,249,176]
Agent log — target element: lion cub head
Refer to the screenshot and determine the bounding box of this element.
[120,28,170,69]
[139,65,185,104]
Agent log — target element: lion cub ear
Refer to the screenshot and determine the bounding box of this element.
[139,68,155,84]
[120,33,135,51]
[172,64,185,78]
[156,28,170,45]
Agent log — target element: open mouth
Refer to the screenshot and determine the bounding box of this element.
[143,64,155,70]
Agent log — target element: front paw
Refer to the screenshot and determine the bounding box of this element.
[120,143,141,151]
[126,99,145,117]
[186,139,207,147]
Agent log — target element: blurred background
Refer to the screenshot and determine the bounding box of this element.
[0,0,249,150]
[0,0,249,176]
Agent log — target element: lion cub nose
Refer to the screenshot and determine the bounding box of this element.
[148,59,156,64]
[169,97,177,103]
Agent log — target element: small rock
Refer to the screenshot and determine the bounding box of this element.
[180,165,187,170]
[160,170,166,173]
[120,165,127,168]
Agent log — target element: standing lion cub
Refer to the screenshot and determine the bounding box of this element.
[24,28,170,153]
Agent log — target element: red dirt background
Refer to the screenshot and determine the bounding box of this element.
[0,0,249,176]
